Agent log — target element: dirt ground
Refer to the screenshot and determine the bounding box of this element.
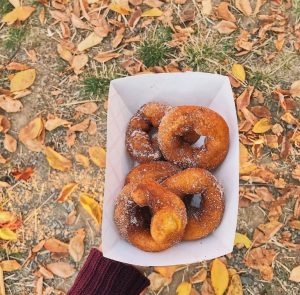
[0,0,300,294]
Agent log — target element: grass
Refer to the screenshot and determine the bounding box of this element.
[82,76,111,97]
[3,26,28,51]
[0,0,13,15]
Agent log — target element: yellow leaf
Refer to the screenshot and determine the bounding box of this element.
[176,282,192,295]
[0,228,17,240]
[211,259,229,295]
[2,6,35,24]
[0,260,21,272]
[232,64,246,82]
[80,193,102,225]
[227,268,243,295]
[88,146,106,168]
[239,162,257,174]
[109,4,131,15]
[142,8,163,17]
[154,266,179,280]
[234,232,252,248]
[45,147,72,171]
[252,118,272,134]
[77,32,103,52]
[10,69,36,92]
[57,183,78,202]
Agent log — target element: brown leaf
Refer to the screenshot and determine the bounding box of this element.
[75,153,90,168]
[71,13,90,30]
[280,136,290,159]
[202,0,212,16]
[57,44,73,63]
[69,118,90,133]
[44,147,72,171]
[0,260,21,272]
[154,266,179,280]
[235,0,252,16]
[94,51,121,63]
[251,106,271,118]
[6,62,30,71]
[255,187,274,202]
[289,265,300,282]
[71,54,89,74]
[217,2,236,22]
[75,102,98,114]
[32,240,45,253]
[148,272,171,291]
[112,27,125,48]
[214,20,237,35]
[0,154,9,164]
[4,134,17,153]
[292,164,300,181]
[37,265,54,279]
[244,247,277,281]
[65,210,77,225]
[87,120,97,135]
[68,228,85,262]
[45,117,70,131]
[44,238,69,253]
[77,32,103,52]
[289,220,300,230]
[190,268,207,284]
[0,115,11,133]
[49,10,69,22]
[38,7,45,25]
[253,221,283,246]
[128,8,142,28]
[201,279,214,295]
[19,117,44,141]
[46,262,75,278]
[57,183,78,202]
[88,146,106,168]
[0,96,23,112]
[281,112,299,125]
[144,0,163,8]
[2,6,35,24]
[236,86,254,110]
[254,0,267,15]
[290,80,300,97]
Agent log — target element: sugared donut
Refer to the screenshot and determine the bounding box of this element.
[125,161,181,185]
[158,106,229,170]
[114,180,187,252]
[162,168,225,240]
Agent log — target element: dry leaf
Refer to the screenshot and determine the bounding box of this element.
[0,116,11,133]
[289,220,300,230]
[88,146,106,168]
[75,153,90,168]
[289,266,300,282]
[2,6,35,24]
[44,238,69,253]
[71,13,90,30]
[292,165,300,181]
[75,102,98,114]
[57,44,73,63]
[252,118,272,133]
[57,183,78,202]
[280,112,298,125]
[35,276,43,295]
[190,268,207,284]
[4,134,17,153]
[235,0,252,16]
[66,210,77,225]
[88,120,97,135]
[0,154,9,164]
[69,118,90,132]
[290,80,300,97]
[211,259,229,295]
[144,0,163,8]
[94,51,121,63]
[71,54,88,74]
[214,21,237,35]
[10,69,36,92]
[234,232,251,248]
[6,62,29,71]
[45,117,70,131]
[80,193,102,225]
[68,228,85,262]
[154,266,178,280]
[227,268,243,295]
[176,282,192,295]
[112,27,125,48]
[251,106,271,118]
[0,267,5,295]
[201,279,214,295]
[148,272,171,291]
[110,4,131,15]
[0,260,21,272]
[253,221,283,246]
[32,240,45,253]
[232,64,246,82]
[202,0,212,16]
[217,2,236,22]
[8,0,20,8]
[0,228,17,240]
[254,0,267,15]
[142,8,163,17]
[46,262,75,278]
[0,96,23,112]
[236,86,254,110]
[38,7,45,25]
[77,32,103,52]
[45,147,72,171]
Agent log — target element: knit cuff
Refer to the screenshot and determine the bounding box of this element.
[67,248,150,295]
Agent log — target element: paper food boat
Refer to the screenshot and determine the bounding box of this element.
[102,72,239,266]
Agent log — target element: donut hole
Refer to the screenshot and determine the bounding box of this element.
[191,135,207,148]
[184,194,203,209]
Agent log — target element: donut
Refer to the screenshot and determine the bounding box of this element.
[125,161,181,185]
[114,180,187,252]
[162,168,225,240]
[158,106,230,170]
[126,103,200,163]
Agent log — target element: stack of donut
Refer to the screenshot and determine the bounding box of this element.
[114,102,230,252]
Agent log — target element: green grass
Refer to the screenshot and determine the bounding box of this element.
[0,0,13,15]
[4,26,28,51]
[82,76,111,97]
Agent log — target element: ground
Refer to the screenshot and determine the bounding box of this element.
[0,0,300,294]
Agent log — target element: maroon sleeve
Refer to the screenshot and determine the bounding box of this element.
[67,248,150,295]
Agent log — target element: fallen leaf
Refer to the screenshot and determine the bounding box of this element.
[57,44,73,63]
[66,210,77,225]
[0,260,21,272]
[110,3,131,15]
[71,13,90,30]
[154,266,179,280]
[234,232,252,248]
[0,115,11,133]
[77,32,103,52]
[292,165,300,181]
[6,62,29,71]
[227,268,243,295]
[280,112,298,125]
[148,272,171,291]
[144,0,163,8]
[71,54,88,74]
[94,51,121,63]
[37,265,53,279]
[289,220,300,230]
[45,147,72,171]
[2,6,35,24]
[12,167,34,182]
[32,240,45,253]
[251,106,271,118]
[35,276,43,295]
[254,0,267,15]
[46,262,75,278]
[10,69,36,92]
[290,80,300,97]
[0,267,4,295]
[235,0,252,16]
[176,282,192,295]
[252,118,272,133]
[236,86,254,110]
[232,64,246,82]
[4,134,17,153]
[0,96,23,112]
[88,120,97,135]
[0,228,17,240]
[0,154,9,164]
[88,146,106,168]
[75,102,98,114]
[68,228,85,262]
[38,7,45,25]
[211,259,229,295]
[202,0,212,16]
[142,8,163,17]
[8,0,20,8]
[69,118,90,132]
[112,27,125,48]
[75,153,90,168]
[80,193,102,225]
[57,183,78,202]
[214,21,237,34]
[45,117,70,131]
[289,265,300,282]
[44,238,69,253]
[217,2,236,22]
[253,221,283,246]
[201,279,215,295]
[190,268,207,284]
